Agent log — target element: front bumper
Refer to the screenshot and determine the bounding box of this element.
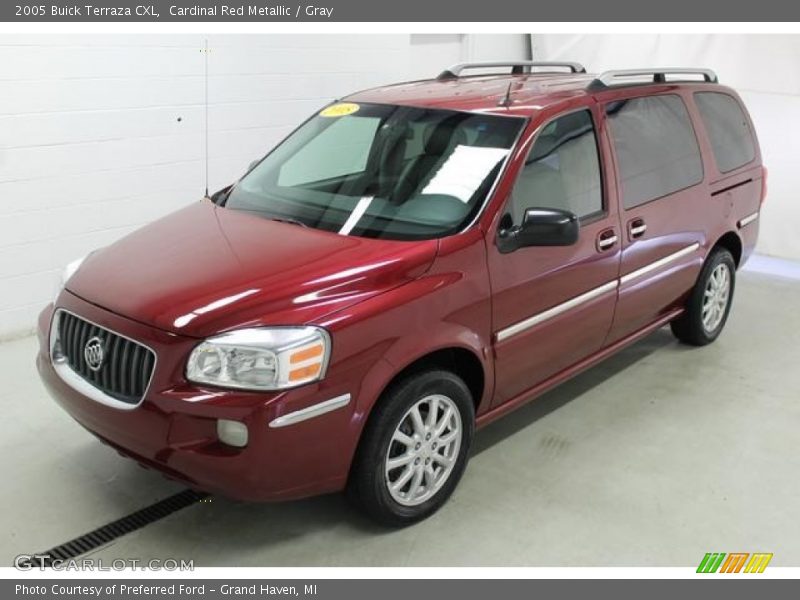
[36,291,363,501]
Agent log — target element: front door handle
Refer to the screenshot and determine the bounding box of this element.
[629,217,647,239]
[597,229,618,251]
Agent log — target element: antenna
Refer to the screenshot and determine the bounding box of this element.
[203,38,209,198]
[498,81,514,108]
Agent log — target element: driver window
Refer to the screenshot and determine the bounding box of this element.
[508,109,603,224]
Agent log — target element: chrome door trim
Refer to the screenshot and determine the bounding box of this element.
[737,212,759,229]
[495,242,702,343]
[268,393,352,428]
[619,243,700,285]
[495,280,618,343]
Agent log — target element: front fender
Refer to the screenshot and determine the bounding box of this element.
[320,229,493,422]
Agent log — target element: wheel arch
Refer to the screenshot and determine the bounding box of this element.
[352,341,489,451]
[711,230,743,267]
[379,346,486,413]
[346,344,486,495]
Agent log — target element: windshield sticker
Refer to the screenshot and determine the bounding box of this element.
[422,146,509,203]
[320,102,360,118]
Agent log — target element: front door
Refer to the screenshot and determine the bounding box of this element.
[488,105,621,407]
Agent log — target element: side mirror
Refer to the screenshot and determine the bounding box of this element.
[498,207,579,253]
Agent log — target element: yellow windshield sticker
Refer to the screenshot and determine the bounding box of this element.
[320,102,360,117]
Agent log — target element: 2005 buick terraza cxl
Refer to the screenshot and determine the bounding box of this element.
[38,62,765,525]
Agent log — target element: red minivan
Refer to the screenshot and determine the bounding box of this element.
[37,63,764,525]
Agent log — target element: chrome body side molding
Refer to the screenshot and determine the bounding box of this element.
[495,242,701,343]
[269,394,352,428]
[495,280,618,343]
[738,212,759,229]
[619,243,700,285]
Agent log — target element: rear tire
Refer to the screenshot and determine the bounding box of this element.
[348,369,474,527]
[670,248,736,346]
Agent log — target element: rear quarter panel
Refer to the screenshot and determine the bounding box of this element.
[686,86,763,265]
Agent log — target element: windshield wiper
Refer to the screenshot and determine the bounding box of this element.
[232,206,310,228]
[267,216,309,228]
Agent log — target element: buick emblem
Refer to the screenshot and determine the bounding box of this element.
[84,336,105,371]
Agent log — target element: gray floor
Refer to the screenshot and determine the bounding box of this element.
[2,269,799,567]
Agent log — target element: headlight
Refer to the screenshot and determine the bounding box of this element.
[54,254,89,302]
[186,326,331,391]
[62,256,87,286]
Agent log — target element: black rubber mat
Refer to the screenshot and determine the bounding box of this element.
[19,489,209,567]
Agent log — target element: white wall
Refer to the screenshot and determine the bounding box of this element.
[407,34,529,81]
[533,34,800,262]
[0,34,527,339]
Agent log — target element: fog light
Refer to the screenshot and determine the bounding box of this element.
[216,419,248,448]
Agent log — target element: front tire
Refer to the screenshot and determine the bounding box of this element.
[348,369,474,527]
[671,247,736,346]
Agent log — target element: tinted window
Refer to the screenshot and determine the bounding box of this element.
[226,103,524,240]
[607,95,703,209]
[508,109,602,223]
[695,92,756,173]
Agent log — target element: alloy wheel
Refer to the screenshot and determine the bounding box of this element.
[702,262,731,333]
[384,394,462,506]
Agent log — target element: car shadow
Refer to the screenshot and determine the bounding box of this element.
[472,327,677,456]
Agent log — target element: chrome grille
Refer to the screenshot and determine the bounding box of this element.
[53,311,156,406]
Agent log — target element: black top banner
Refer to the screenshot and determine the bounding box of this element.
[3,0,800,21]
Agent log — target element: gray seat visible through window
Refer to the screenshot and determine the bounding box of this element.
[508,110,602,223]
[511,133,569,223]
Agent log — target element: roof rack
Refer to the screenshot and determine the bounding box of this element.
[437,61,586,81]
[589,68,718,90]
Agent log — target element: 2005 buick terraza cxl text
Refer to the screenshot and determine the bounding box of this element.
[37,62,765,525]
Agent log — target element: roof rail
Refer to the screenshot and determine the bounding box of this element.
[437,61,586,80]
[589,68,718,90]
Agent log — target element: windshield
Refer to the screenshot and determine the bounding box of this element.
[223,102,525,240]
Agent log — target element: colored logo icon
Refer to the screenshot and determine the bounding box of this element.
[697,553,773,573]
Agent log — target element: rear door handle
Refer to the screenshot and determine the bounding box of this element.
[628,218,647,239]
[597,229,618,251]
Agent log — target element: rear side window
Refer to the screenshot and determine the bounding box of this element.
[695,92,756,173]
[606,95,703,209]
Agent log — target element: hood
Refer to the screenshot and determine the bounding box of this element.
[67,200,438,338]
